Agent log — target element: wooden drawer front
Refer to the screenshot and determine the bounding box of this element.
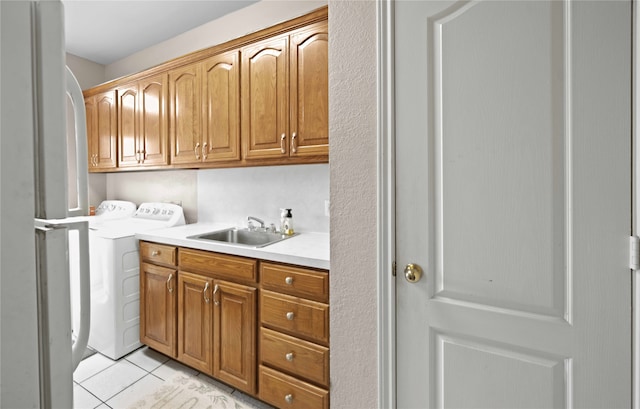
[261,291,329,345]
[261,262,328,302]
[260,328,329,387]
[179,248,257,283]
[259,365,328,409]
[140,241,177,266]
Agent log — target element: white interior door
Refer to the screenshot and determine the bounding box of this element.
[395,1,632,407]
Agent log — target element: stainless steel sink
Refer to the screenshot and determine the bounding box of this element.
[187,228,296,248]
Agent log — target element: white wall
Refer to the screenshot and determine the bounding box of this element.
[105,0,327,80]
[107,170,198,223]
[197,164,329,232]
[329,1,378,407]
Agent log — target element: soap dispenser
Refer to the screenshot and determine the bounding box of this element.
[283,208,294,235]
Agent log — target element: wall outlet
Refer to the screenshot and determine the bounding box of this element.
[324,200,330,217]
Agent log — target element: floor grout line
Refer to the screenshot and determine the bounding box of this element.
[75,347,268,408]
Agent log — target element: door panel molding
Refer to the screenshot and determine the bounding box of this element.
[430,0,573,322]
[433,331,571,408]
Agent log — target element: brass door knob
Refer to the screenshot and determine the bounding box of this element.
[404,263,423,283]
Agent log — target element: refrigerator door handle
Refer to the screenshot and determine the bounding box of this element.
[65,66,89,217]
[65,220,91,370]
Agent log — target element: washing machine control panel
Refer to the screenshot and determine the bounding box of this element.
[132,202,185,227]
[94,200,137,219]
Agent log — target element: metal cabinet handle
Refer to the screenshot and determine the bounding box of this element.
[285,276,293,285]
[203,281,210,303]
[136,150,141,163]
[285,352,294,362]
[286,312,294,321]
[151,250,159,256]
[195,143,200,160]
[285,394,293,404]
[202,143,208,160]
[213,284,220,306]
[280,133,286,154]
[166,273,174,293]
[291,132,297,153]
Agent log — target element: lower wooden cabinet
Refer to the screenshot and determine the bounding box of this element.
[139,242,328,407]
[258,262,330,408]
[213,281,256,393]
[259,365,329,409]
[177,271,212,373]
[176,250,258,394]
[140,257,177,357]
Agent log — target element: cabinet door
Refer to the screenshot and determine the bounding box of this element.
[241,35,289,160]
[85,96,97,170]
[289,21,329,158]
[118,83,139,167]
[140,262,177,357]
[169,64,201,165]
[93,91,118,169]
[139,74,169,166]
[213,280,256,394]
[178,271,213,374]
[201,50,241,163]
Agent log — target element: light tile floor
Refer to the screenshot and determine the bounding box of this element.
[73,346,273,409]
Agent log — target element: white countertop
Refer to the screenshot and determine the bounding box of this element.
[136,222,330,270]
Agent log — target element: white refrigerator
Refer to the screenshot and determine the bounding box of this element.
[1,1,91,407]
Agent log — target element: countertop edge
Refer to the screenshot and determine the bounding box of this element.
[136,223,330,271]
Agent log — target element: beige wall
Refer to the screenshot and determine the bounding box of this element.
[65,53,105,89]
[329,1,378,407]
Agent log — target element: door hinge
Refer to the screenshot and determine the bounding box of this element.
[630,236,640,270]
[392,261,397,277]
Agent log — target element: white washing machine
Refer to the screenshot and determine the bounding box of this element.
[70,200,137,344]
[87,202,185,360]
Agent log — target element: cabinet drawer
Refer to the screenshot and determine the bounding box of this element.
[179,248,257,283]
[260,291,329,345]
[259,365,328,409]
[261,262,328,303]
[140,242,177,266]
[260,328,329,387]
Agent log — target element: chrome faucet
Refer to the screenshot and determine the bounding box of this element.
[247,216,265,230]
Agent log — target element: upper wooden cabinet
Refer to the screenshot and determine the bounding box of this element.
[118,74,169,168]
[241,20,328,162]
[169,50,241,166]
[289,21,329,158]
[168,63,201,165]
[201,50,241,163]
[241,34,290,161]
[85,90,117,171]
[83,6,328,172]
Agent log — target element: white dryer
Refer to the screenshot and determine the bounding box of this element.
[87,202,185,360]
